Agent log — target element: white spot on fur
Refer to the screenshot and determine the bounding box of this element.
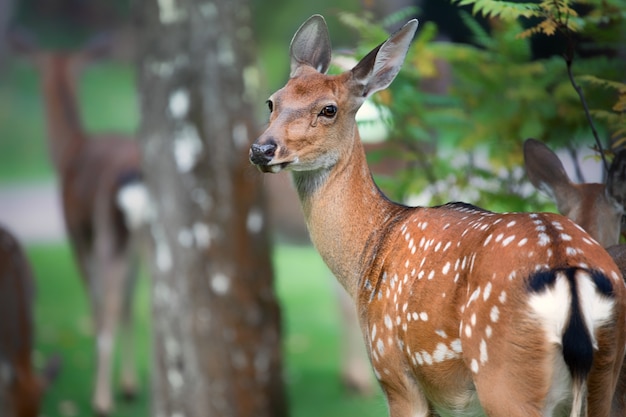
[502,235,515,247]
[465,325,472,338]
[479,339,488,364]
[538,233,550,246]
[483,282,492,301]
[433,343,458,363]
[450,339,462,353]
[471,359,479,373]
[384,315,393,330]
[490,306,499,323]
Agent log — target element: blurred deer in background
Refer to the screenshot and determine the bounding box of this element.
[250,15,626,416]
[523,138,626,248]
[0,224,60,417]
[524,138,626,416]
[8,31,149,416]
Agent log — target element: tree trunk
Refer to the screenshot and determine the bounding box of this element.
[134,1,287,416]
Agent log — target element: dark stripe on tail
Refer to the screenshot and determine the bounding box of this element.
[527,268,615,383]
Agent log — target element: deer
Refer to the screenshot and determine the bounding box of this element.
[249,15,626,416]
[8,31,149,416]
[0,224,60,417]
[523,137,626,416]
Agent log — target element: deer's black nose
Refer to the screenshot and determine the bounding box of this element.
[250,140,277,165]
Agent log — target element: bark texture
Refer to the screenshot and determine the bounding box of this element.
[135,1,287,416]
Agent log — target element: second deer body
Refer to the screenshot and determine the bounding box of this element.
[10,33,148,416]
[250,15,626,416]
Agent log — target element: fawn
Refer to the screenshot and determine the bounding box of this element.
[249,15,626,416]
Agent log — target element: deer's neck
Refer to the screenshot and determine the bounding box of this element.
[41,61,86,173]
[292,134,408,299]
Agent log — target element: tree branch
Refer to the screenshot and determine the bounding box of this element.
[565,56,609,173]
[555,0,609,173]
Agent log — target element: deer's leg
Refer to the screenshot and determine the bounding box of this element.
[335,280,375,396]
[469,335,552,417]
[473,368,547,417]
[90,202,130,416]
[119,250,139,400]
[588,326,625,417]
[612,372,626,417]
[92,253,127,416]
[382,382,433,417]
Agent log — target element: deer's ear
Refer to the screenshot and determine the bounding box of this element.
[523,138,576,204]
[350,19,418,99]
[289,15,332,77]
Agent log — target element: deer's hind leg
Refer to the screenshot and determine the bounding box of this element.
[379,371,435,417]
[119,247,139,401]
[588,325,625,417]
[467,318,554,417]
[91,201,131,416]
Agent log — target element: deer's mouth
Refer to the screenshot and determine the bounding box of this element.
[255,161,292,173]
[249,141,295,173]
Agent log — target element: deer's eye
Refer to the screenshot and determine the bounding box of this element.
[266,100,274,112]
[319,105,337,118]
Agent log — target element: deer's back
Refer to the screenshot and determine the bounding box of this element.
[357,202,623,409]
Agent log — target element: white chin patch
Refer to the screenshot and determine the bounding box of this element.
[270,165,282,173]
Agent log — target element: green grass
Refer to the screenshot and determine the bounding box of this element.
[29,242,386,417]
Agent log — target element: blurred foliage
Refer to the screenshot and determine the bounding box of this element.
[337,0,626,213]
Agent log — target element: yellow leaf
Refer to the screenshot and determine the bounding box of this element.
[539,19,558,36]
[516,26,539,39]
[613,95,626,112]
